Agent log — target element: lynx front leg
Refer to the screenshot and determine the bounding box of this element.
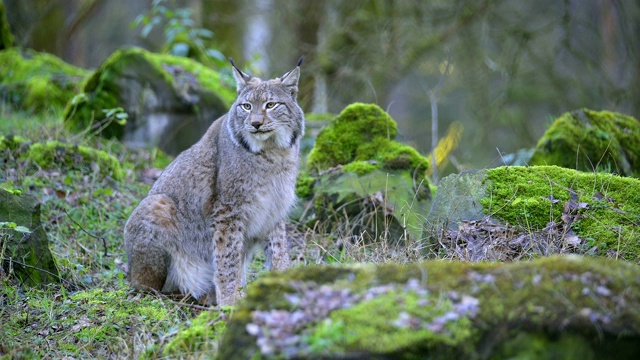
[213,220,245,306]
[264,221,291,271]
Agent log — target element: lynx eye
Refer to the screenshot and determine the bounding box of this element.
[265,102,277,109]
[241,103,252,111]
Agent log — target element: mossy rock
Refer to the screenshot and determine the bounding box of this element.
[0,0,14,50]
[0,188,59,286]
[0,48,88,112]
[63,47,235,155]
[308,103,429,174]
[300,104,433,242]
[25,140,124,181]
[310,168,432,242]
[219,256,640,359]
[1,135,123,181]
[427,166,640,261]
[529,109,640,177]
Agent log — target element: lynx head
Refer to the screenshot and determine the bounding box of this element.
[227,57,305,153]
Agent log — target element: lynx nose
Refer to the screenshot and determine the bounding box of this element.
[251,119,263,129]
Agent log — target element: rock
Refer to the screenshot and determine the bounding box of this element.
[300,103,433,242]
[426,166,640,261]
[0,188,59,286]
[26,140,125,181]
[311,168,431,243]
[0,136,124,181]
[63,47,235,155]
[0,48,88,112]
[426,169,488,232]
[529,109,640,177]
[219,256,640,359]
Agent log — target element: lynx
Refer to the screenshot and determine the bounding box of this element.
[124,57,304,306]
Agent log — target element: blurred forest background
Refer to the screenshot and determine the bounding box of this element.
[5,0,639,174]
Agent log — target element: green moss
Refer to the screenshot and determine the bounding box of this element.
[161,309,228,357]
[0,134,28,151]
[68,289,170,343]
[379,143,430,171]
[481,166,640,261]
[295,173,316,198]
[529,109,640,177]
[25,140,124,180]
[309,103,397,170]
[64,47,235,139]
[221,256,640,359]
[304,104,432,236]
[308,103,429,174]
[320,291,474,356]
[0,48,88,111]
[1,283,184,358]
[342,160,379,176]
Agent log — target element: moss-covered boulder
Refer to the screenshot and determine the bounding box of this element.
[0,136,124,181]
[308,103,429,174]
[64,47,235,155]
[0,48,88,112]
[427,166,640,261]
[529,109,640,177]
[0,0,14,50]
[300,103,432,241]
[220,256,640,359]
[26,140,125,180]
[0,188,59,286]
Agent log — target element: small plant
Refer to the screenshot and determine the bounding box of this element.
[0,221,30,234]
[131,0,225,68]
[102,107,128,126]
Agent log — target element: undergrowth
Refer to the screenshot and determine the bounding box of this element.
[1,106,638,358]
[0,107,425,359]
[0,108,218,359]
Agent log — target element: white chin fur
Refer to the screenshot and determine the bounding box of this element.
[245,135,265,153]
[252,131,273,141]
[247,129,292,152]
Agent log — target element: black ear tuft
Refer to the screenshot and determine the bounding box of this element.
[296,55,305,67]
[230,58,252,93]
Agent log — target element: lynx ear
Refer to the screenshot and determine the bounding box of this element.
[281,56,304,96]
[229,58,252,93]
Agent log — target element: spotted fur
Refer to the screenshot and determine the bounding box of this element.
[124,59,304,306]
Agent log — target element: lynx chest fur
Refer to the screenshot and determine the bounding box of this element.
[124,57,304,306]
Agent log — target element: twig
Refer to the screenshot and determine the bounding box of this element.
[63,209,109,257]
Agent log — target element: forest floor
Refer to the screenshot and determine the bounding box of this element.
[3,107,636,359]
[0,109,427,359]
